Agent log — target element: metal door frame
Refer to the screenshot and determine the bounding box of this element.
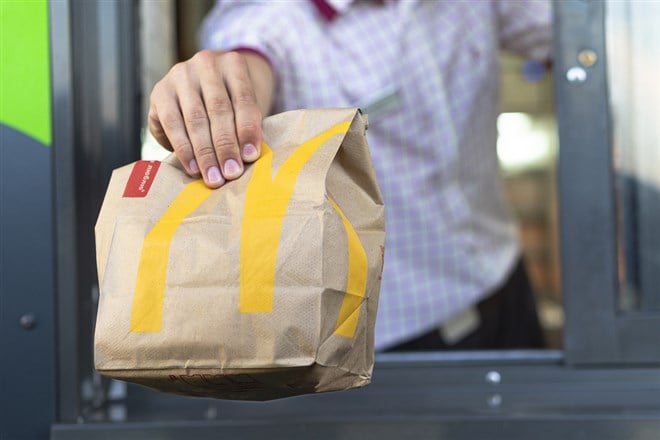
[46,0,660,438]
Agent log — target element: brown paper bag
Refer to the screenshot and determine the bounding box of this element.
[94,108,385,400]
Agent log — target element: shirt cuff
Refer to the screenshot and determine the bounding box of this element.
[228,46,274,71]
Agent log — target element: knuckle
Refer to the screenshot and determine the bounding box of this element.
[168,61,185,78]
[172,62,194,84]
[223,50,245,66]
[185,105,208,120]
[183,107,209,128]
[213,131,237,152]
[237,120,259,138]
[233,92,257,106]
[160,112,183,130]
[194,145,217,162]
[150,82,169,105]
[171,139,193,153]
[148,120,165,138]
[207,96,233,116]
[193,49,216,67]
[147,107,160,125]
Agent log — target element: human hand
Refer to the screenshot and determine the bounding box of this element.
[148,50,273,188]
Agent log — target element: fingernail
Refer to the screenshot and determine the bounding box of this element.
[188,159,199,174]
[207,166,224,185]
[223,159,242,178]
[242,143,259,161]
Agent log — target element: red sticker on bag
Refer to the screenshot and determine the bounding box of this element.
[123,160,161,197]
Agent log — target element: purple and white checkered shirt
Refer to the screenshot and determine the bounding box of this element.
[201,0,552,350]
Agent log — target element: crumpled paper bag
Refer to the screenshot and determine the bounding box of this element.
[94,108,385,400]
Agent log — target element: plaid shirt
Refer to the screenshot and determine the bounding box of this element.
[201,0,552,350]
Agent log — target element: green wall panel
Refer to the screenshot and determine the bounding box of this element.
[0,0,52,146]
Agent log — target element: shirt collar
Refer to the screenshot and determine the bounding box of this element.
[310,0,356,21]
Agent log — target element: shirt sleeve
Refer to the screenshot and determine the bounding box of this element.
[198,0,301,79]
[495,0,553,61]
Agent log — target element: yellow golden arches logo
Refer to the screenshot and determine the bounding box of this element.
[239,121,351,313]
[327,197,368,338]
[130,180,214,332]
[130,121,368,338]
